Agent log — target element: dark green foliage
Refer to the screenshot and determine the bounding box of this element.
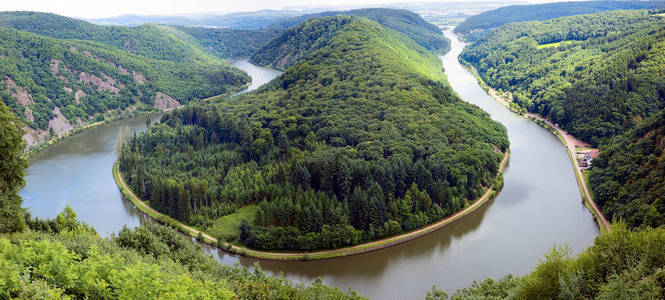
[268,8,449,53]
[455,1,665,40]
[591,109,665,228]
[0,102,27,233]
[461,10,665,146]
[446,224,665,299]
[174,26,282,58]
[120,16,508,251]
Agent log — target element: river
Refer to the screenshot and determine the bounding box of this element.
[19,35,599,300]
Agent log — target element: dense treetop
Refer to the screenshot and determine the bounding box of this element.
[174,26,282,59]
[461,10,665,146]
[0,102,27,233]
[591,108,665,228]
[455,1,665,40]
[120,16,508,251]
[267,8,450,53]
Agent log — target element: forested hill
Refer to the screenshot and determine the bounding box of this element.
[265,8,449,55]
[0,105,363,298]
[460,10,665,146]
[0,25,248,148]
[455,1,665,41]
[119,16,508,251]
[0,11,281,60]
[590,108,665,228]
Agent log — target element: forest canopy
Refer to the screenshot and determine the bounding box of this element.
[119,16,508,251]
[455,1,665,40]
[460,10,665,146]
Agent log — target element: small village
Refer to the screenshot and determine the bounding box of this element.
[576,149,599,170]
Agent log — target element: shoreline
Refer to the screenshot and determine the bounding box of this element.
[113,149,510,261]
[459,58,611,232]
[23,85,248,160]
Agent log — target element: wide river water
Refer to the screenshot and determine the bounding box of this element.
[20,34,599,299]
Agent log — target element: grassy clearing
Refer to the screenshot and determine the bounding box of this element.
[207,205,257,242]
[537,41,571,49]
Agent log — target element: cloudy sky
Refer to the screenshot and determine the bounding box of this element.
[0,0,524,19]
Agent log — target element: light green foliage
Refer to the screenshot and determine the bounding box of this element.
[120,16,508,251]
[2,208,364,299]
[445,224,665,299]
[462,10,665,146]
[208,204,258,243]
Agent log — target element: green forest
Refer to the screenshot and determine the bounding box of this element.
[455,1,665,41]
[431,223,665,299]
[119,16,508,251]
[590,108,665,228]
[0,26,248,135]
[268,8,450,53]
[0,99,362,299]
[461,10,665,146]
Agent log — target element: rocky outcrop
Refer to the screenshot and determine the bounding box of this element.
[78,72,120,94]
[5,78,34,122]
[153,92,180,110]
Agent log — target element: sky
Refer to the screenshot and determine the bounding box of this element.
[0,0,526,19]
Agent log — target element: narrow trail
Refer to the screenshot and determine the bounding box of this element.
[114,150,510,260]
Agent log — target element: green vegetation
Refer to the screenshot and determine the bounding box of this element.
[0,12,250,147]
[0,101,362,299]
[268,8,449,54]
[433,223,665,299]
[455,1,665,40]
[208,205,258,243]
[174,26,282,58]
[591,109,665,228]
[119,16,508,251]
[0,102,27,233]
[461,10,665,146]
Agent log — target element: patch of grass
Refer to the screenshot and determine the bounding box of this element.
[537,41,571,49]
[207,205,258,242]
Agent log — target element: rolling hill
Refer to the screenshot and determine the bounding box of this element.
[460,10,665,146]
[118,16,508,251]
[456,1,665,41]
[0,13,250,148]
[268,8,449,54]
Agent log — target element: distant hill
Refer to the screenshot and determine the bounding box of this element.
[0,11,280,60]
[268,8,449,53]
[456,1,665,40]
[88,9,309,28]
[0,13,250,148]
[461,10,665,146]
[591,108,665,228]
[119,16,508,251]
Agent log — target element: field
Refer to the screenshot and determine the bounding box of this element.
[207,205,258,242]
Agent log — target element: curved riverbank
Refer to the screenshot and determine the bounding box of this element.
[113,150,510,260]
[458,57,610,232]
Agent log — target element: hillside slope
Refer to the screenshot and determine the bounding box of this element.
[590,109,665,228]
[455,1,665,40]
[119,16,508,251]
[0,26,248,147]
[0,11,278,60]
[268,8,449,53]
[460,10,665,146]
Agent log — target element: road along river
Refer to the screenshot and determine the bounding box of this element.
[21,41,599,300]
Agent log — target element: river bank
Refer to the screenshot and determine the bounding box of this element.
[113,150,510,260]
[458,57,610,232]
